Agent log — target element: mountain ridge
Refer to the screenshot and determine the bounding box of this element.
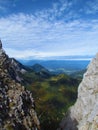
[19,59,90,75]
[0,40,40,130]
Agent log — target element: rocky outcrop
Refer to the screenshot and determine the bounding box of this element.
[0,40,32,84]
[0,40,40,130]
[58,53,98,130]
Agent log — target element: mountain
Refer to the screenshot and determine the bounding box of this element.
[19,59,90,75]
[31,63,49,73]
[0,40,40,130]
[0,43,51,85]
[58,53,98,130]
[8,58,30,81]
[8,58,53,84]
[0,41,31,83]
[0,40,83,130]
[31,63,52,78]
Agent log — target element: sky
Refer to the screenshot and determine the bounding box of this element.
[0,0,98,60]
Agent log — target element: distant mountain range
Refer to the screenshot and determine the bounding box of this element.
[19,59,90,75]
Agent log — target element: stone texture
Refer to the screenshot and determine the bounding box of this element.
[0,42,30,84]
[0,41,40,130]
[58,53,98,130]
[0,40,2,49]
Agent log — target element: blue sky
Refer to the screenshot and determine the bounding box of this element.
[0,0,98,59]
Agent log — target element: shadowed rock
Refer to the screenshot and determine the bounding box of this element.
[0,40,2,49]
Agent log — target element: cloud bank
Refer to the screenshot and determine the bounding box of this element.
[0,0,98,59]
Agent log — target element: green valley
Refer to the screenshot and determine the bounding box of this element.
[23,69,81,130]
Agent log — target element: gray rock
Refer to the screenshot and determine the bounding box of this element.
[58,53,98,130]
[0,40,2,49]
[0,40,40,130]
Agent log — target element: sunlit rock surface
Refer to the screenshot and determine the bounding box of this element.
[58,53,98,130]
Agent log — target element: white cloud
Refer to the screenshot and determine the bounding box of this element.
[0,0,98,59]
[5,48,71,59]
[0,13,98,59]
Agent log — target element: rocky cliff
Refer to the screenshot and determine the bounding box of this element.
[0,40,40,130]
[58,53,98,130]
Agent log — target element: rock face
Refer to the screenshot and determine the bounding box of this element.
[58,53,98,130]
[0,40,2,49]
[0,42,31,84]
[0,41,40,130]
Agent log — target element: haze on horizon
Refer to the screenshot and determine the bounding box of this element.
[0,0,98,60]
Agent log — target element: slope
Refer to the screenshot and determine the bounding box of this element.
[0,40,40,130]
